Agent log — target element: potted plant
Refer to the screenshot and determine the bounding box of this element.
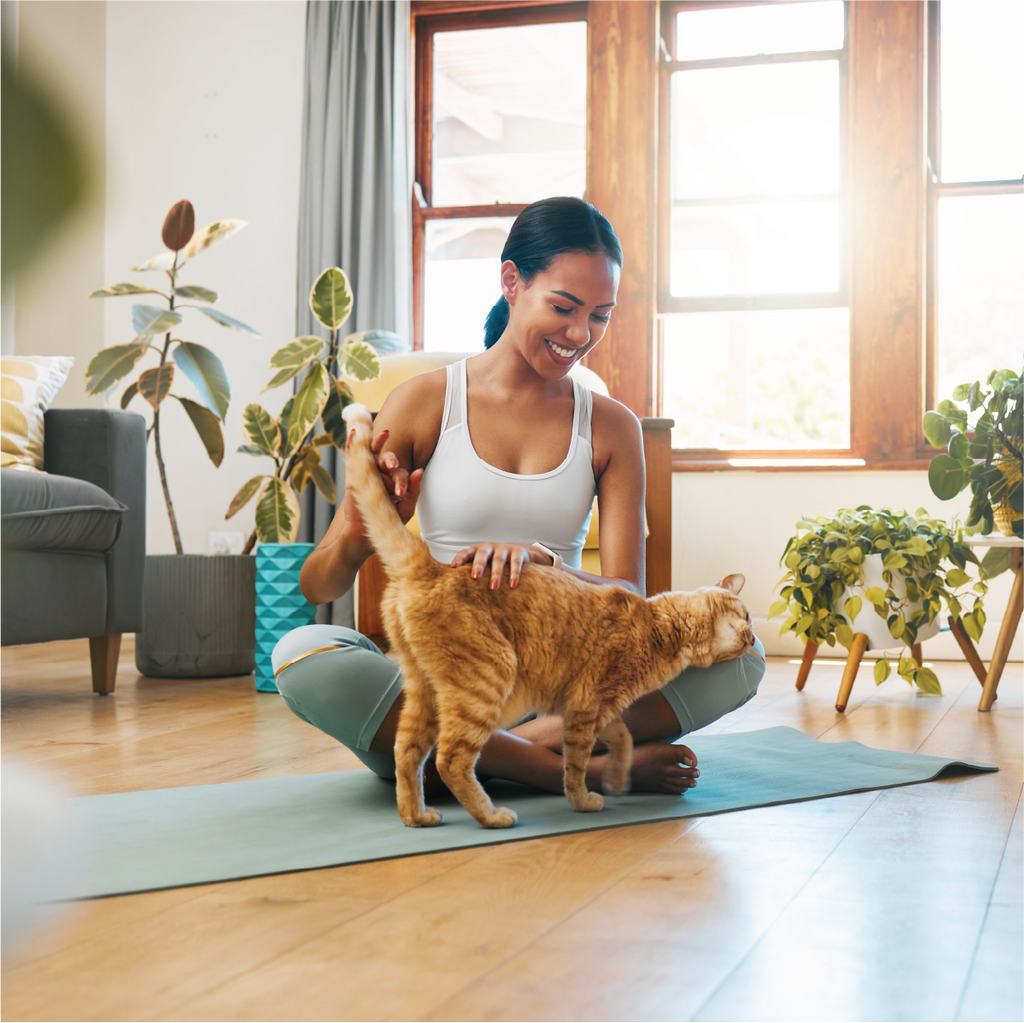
[770,506,993,694]
[923,367,1023,541]
[87,199,262,678]
[225,265,405,689]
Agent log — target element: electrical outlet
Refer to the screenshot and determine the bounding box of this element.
[209,531,244,555]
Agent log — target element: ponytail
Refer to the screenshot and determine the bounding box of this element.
[483,297,509,350]
[480,196,622,350]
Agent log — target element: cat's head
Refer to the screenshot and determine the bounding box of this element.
[654,573,755,668]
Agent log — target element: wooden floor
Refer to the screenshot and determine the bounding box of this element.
[2,639,1021,1023]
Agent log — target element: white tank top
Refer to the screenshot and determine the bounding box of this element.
[417,359,597,569]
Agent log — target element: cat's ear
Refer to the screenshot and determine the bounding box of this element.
[718,573,745,595]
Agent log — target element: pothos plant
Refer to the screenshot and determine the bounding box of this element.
[226,266,405,552]
[923,366,1023,541]
[86,200,259,555]
[769,506,993,695]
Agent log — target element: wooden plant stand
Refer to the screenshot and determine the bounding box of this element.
[796,636,924,713]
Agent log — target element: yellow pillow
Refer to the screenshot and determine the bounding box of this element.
[1,356,74,472]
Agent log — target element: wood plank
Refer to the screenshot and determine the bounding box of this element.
[584,0,659,418]
[848,1,927,461]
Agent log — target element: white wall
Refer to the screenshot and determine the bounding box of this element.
[104,0,307,554]
[673,469,1022,663]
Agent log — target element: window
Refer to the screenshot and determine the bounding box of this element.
[659,0,850,455]
[412,4,588,351]
[927,0,1024,409]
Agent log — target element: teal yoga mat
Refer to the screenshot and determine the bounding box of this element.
[63,726,995,900]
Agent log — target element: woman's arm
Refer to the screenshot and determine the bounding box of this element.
[299,371,446,605]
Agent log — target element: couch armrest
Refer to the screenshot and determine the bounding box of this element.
[44,409,147,634]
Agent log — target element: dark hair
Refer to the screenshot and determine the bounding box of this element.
[482,196,622,349]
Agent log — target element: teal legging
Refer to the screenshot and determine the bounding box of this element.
[272,625,766,779]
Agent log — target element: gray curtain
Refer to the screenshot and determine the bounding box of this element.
[296,0,412,626]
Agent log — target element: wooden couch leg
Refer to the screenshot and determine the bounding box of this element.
[89,634,121,695]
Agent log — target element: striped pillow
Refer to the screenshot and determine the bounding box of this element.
[1,356,74,472]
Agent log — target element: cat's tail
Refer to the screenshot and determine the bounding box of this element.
[341,403,435,581]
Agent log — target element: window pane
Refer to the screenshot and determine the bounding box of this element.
[671,62,839,201]
[937,194,1024,401]
[663,308,850,450]
[670,201,840,297]
[675,1,843,62]
[940,0,1024,182]
[432,22,586,206]
[423,218,513,353]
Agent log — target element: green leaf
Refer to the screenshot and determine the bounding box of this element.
[948,431,970,461]
[339,342,380,382]
[967,380,982,411]
[844,596,862,623]
[131,304,183,336]
[173,342,230,421]
[120,381,139,409]
[178,219,247,266]
[962,612,981,641]
[138,364,174,409]
[320,380,354,448]
[928,454,968,501]
[270,336,325,368]
[922,411,952,448]
[261,364,307,393]
[132,251,175,272]
[175,396,225,467]
[980,546,1012,579]
[174,285,218,303]
[90,282,166,299]
[874,658,891,684]
[226,475,267,519]
[952,382,971,401]
[254,477,301,543]
[237,444,270,456]
[242,402,280,456]
[279,397,296,458]
[310,464,337,504]
[193,305,261,337]
[913,667,943,696]
[847,545,864,564]
[835,622,854,648]
[309,266,353,330]
[882,552,908,570]
[944,567,971,587]
[888,614,906,640]
[287,362,329,452]
[85,343,148,395]
[768,598,789,619]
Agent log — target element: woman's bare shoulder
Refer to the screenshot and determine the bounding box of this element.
[374,366,449,468]
[591,392,643,449]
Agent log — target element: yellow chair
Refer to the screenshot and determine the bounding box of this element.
[347,352,673,647]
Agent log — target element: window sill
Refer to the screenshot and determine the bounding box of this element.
[672,457,933,473]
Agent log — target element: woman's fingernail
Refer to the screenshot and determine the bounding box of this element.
[490,579,499,590]
[472,569,480,579]
[693,769,700,777]
[684,758,694,767]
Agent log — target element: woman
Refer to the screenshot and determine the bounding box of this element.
[273,196,765,796]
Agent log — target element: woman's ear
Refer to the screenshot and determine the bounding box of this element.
[499,260,520,305]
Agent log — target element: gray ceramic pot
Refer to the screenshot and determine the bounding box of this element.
[135,554,256,678]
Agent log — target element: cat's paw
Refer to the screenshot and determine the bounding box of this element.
[402,807,442,827]
[602,761,632,797]
[479,806,518,829]
[570,791,604,812]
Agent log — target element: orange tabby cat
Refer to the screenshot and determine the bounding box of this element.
[342,403,754,829]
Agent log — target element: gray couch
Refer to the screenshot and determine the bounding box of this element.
[1,408,146,693]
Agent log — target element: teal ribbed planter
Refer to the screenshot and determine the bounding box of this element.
[255,543,316,692]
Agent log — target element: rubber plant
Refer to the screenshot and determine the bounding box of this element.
[769,506,993,695]
[85,200,258,554]
[922,366,1023,544]
[226,266,405,552]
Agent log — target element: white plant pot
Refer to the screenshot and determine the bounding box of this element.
[839,553,941,652]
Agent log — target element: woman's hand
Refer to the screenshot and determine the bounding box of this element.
[451,541,552,589]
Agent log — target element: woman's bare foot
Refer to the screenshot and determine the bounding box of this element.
[587,741,699,795]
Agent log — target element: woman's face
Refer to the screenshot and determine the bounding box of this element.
[501,250,620,375]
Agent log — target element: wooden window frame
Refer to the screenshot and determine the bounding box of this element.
[923,0,1024,417]
[411,0,588,351]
